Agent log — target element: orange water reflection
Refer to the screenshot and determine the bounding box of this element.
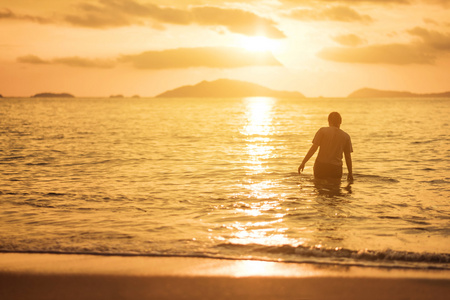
[242,97,276,176]
[243,97,275,137]
[226,98,300,247]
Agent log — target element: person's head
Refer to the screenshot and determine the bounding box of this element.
[328,112,342,127]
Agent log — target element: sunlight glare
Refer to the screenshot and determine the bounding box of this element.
[243,98,275,176]
[240,36,279,52]
[235,260,270,276]
[229,223,298,247]
[243,97,275,136]
[242,98,278,199]
[220,259,320,277]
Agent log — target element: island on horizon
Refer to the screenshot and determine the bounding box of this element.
[156,79,305,98]
[32,92,75,98]
[348,88,450,98]
[9,86,449,99]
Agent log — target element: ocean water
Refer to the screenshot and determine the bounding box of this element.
[0,97,449,269]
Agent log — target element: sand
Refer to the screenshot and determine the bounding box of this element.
[0,253,449,300]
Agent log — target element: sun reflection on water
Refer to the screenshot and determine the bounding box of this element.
[242,97,276,176]
[225,97,297,247]
[243,97,276,137]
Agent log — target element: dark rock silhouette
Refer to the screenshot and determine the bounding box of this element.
[348,88,450,98]
[0,94,3,98]
[32,93,74,98]
[156,79,305,98]
[110,94,124,98]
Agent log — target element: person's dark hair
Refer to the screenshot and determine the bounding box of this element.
[328,112,342,126]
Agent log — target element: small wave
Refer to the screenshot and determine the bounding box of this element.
[25,162,51,166]
[378,215,401,220]
[61,158,139,167]
[420,179,449,184]
[16,201,56,209]
[410,139,439,145]
[33,134,65,140]
[0,156,27,162]
[216,243,450,269]
[300,173,399,183]
[354,173,399,183]
[44,192,67,197]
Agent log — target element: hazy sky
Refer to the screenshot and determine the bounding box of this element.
[1,0,449,97]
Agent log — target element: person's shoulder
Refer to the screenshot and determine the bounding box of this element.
[315,127,327,134]
[339,129,351,139]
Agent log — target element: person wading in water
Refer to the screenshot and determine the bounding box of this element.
[298,112,353,183]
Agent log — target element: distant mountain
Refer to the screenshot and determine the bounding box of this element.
[32,92,74,98]
[348,88,450,98]
[156,79,305,98]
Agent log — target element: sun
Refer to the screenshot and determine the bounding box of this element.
[240,36,279,52]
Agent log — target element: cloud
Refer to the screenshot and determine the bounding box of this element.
[1,1,285,38]
[0,7,51,24]
[281,0,450,7]
[288,6,373,23]
[408,27,450,51]
[423,0,450,7]
[61,0,285,38]
[18,47,282,70]
[119,47,283,69]
[17,55,116,68]
[332,34,366,46]
[318,26,450,65]
[63,0,191,28]
[63,4,134,28]
[317,44,435,64]
[17,55,50,65]
[281,0,411,5]
[191,7,285,38]
[51,57,117,68]
[423,18,439,25]
[0,8,14,19]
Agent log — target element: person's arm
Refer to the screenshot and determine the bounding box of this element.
[298,144,319,174]
[344,150,353,182]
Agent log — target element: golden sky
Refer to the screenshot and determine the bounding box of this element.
[1,0,449,97]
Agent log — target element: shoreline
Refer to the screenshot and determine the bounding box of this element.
[1,249,448,271]
[1,253,449,300]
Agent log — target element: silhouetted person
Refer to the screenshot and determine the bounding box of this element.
[298,112,353,182]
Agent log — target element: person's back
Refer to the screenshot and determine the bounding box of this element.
[314,126,352,166]
[298,112,353,182]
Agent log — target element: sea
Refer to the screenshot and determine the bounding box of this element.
[0,97,449,270]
